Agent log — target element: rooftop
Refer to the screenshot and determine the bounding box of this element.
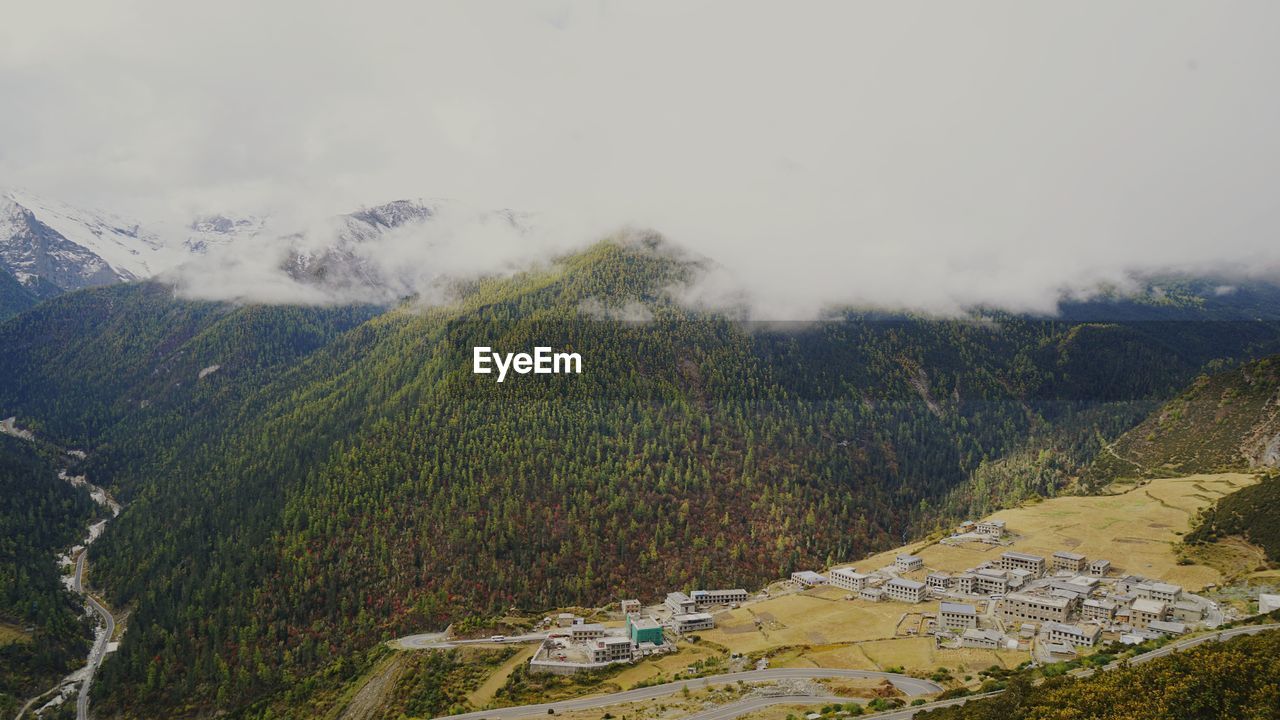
[940,602,976,615]
[1053,551,1086,560]
[1132,598,1167,614]
[887,578,926,590]
[1002,551,1046,562]
[1005,592,1070,608]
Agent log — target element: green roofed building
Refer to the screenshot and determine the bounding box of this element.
[627,616,665,645]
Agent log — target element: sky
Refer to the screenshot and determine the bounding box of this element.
[3,1,1280,315]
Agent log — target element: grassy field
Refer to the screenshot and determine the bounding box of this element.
[0,621,31,645]
[847,473,1259,590]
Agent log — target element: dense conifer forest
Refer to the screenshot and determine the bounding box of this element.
[4,240,1280,716]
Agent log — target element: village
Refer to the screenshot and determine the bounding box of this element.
[521,497,1243,675]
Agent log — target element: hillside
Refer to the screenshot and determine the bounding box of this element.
[1084,355,1280,486]
[0,268,37,322]
[916,626,1280,720]
[1187,472,1280,563]
[4,240,1280,717]
[0,435,98,717]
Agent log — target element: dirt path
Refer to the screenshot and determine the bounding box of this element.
[468,645,537,708]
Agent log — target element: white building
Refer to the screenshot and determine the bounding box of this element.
[691,589,748,607]
[791,571,828,587]
[1000,551,1047,577]
[1135,582,1182,604]
[1081,598,1118,622]
[1171,601,1203,623]
[591,637,635,663]
[1088,559,1111,577]
[1001,592,1073,623]
[666,592,697,615]
[885,578,926,603]
[1043,622,1101,647]
[830,568,870,592]
[1052,551,1088,573]
[571,623,606,640]
[1130,599,1167,629]
[939,602,978,630]
[976,519,1006,536]
[670,612,715,633]
[926,572,952,590]
[860,587,885,602]
[895,554,924,572]
[620,599,641,616]
[955,573,977,594]
[973,568,1011,595]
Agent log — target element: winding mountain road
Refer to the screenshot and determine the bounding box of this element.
[436,668,943,720]
[72,550,115,720]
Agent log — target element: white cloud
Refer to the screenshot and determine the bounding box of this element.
[4,1,1280,316]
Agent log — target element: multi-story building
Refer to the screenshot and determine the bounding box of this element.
[591,637,635,663]
[1130,599,1167,629]
[1043,622,1101,647]
[620,599,641,616]
[974,568,1011,595]
[1088,559,1111,577]
[627,616,666,645]
[1081,598,1118,622]
[1171,601,1203,623]
[1052,551,1088,573]
[885,578,926,603]
[976,520,1006,536]
[830,568,871,592]
[1000,551,1047,577]
[939,602,978,630]
[1001,592,1072,623]
[1135,582,1182,604]
[556,613,580,627]
[666,592,697,615]
[954,573,977,594]
[670,612,715,633]
[691,589,748,607]
[571,623,606,640]
[895,554,924,573]
[926,572,952,590]
[791,571,828,587]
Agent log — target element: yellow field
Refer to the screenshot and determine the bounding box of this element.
[466,644,538,706]
[696,473,1256,676]
[699,587,911,654]
[847,473,1259,590]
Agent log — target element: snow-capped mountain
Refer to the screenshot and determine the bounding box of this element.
[0,190,170,292]
[184,214,266,254]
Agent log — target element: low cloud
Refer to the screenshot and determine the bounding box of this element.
[6,2,1280,317]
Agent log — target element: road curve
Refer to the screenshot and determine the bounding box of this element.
[437,668,943,720]
[73,550,115,720]
[437,623,1280,720]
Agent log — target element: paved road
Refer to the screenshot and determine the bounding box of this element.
[73,550,115,720]
[437,669,943,720]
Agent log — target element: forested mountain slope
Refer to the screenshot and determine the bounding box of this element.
[0,435,98,716]
[0,268,37,322]
[4,240,1280,717]
[917,626,1280,720]
[1084,354,1280,485]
